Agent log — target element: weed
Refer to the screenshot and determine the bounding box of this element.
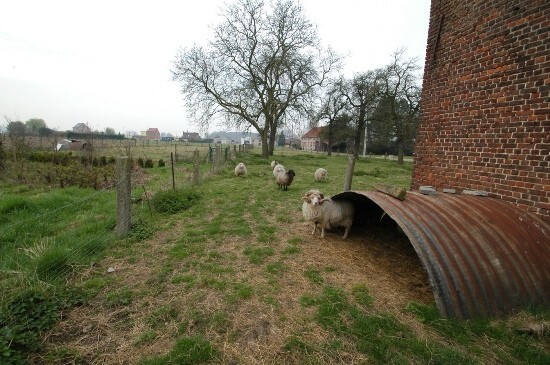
[304,267,324,285]
[134,330,157,346]
[105,289,135,308]
[243,245,274,264]
[34,246,72,282]
[0,290,60,363]
[139,335,217,365]
[145,305,180,329]
[265,261,288,276]
[128,220,156,241]
[151,188,201,214]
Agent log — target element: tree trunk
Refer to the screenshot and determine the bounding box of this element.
[353,125,363,159]
[343,155,355,191]
[268,127,277,156]
[397,140,404,165]
[261,132,269,158]
[327,122,333,157]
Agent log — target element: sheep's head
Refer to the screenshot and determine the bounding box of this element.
[302,189,323,205]
[287,170,295,178]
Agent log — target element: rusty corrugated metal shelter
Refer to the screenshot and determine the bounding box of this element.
[333,190,550,319]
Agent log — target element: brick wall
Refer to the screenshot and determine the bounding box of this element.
[412,0,549,222]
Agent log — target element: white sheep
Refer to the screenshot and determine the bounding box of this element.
[273,163,285,177]
[276,169,295,190]
[301,189,354,239]
[314,168,328,182]
[234,162,247,177]
[301,189,324,235]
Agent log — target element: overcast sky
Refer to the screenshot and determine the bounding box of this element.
[0,0,431,136]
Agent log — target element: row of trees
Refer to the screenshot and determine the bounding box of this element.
[316,51,421,163]
[5,118,54,137]
[3,118,120,138]
[172,0,421,164]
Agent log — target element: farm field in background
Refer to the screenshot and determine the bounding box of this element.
[0,150,548,365]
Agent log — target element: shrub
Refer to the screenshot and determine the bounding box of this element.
[0,290,60,364]
[35,247,72,282]
[158,159,165,167]
[137,158,144,168]
[151,188,201,214]
[144,159,154,168]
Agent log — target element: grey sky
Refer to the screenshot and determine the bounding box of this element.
[0,0,431,136]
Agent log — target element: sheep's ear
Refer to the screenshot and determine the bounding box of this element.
[320,194,324,199]
[302,197,310,203]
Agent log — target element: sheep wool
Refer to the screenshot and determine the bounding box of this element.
[314,168,328,182]
[276,169,295,191]
[234,162,247,177]
[301,189,324,235]
[273,163,285,177]
[301,189,354,239]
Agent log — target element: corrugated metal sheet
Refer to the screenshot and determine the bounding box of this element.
[333,190,550,319]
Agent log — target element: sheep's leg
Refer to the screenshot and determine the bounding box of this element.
[320,226,326,238]
[342,226,350,239]
[311,223,317,235]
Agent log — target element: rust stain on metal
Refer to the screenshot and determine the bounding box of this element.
[333,190,550,319]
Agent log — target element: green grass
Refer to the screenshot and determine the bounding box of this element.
[1,149,548,365]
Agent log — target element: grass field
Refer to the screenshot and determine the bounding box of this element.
[0,149,548,364]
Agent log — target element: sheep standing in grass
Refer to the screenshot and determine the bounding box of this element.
[234,162,247,177]
[314,168,328,182]
[301,189,354,239]
[301,189,324,235]
[276,169,295,190]
[273,163,285,177]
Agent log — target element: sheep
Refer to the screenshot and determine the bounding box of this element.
[270,160,279,169]
[276,169,295,190]
[273,163,285,177]
[301,189,324,235]
[314,168,328,182]
[301,190,354,239]
[234,162,247,177]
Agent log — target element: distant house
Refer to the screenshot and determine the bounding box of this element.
[287,137,301,149]
[145,128,160,140]
[301,126,326,151]
[180,131,201,142]
[73,123,91,134]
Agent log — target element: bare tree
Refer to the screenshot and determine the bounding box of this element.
[315,78,348,156]
[342,70,383,159]
[380,49,421,164]
[172,0,340,158]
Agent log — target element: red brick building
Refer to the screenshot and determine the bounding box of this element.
[301,126,326,151]
[412,0,549,222]
[145,128,160,140]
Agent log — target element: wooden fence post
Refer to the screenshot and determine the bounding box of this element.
[343,155,355,191]
[215,145,221,173]
[193,150,200,185]
[115,156,132,236]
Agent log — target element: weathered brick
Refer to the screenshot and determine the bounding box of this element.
[411,0,549,223]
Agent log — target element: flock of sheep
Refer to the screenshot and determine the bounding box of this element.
[234,160,354,240]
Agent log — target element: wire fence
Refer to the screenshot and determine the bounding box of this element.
[0,143,253,305]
